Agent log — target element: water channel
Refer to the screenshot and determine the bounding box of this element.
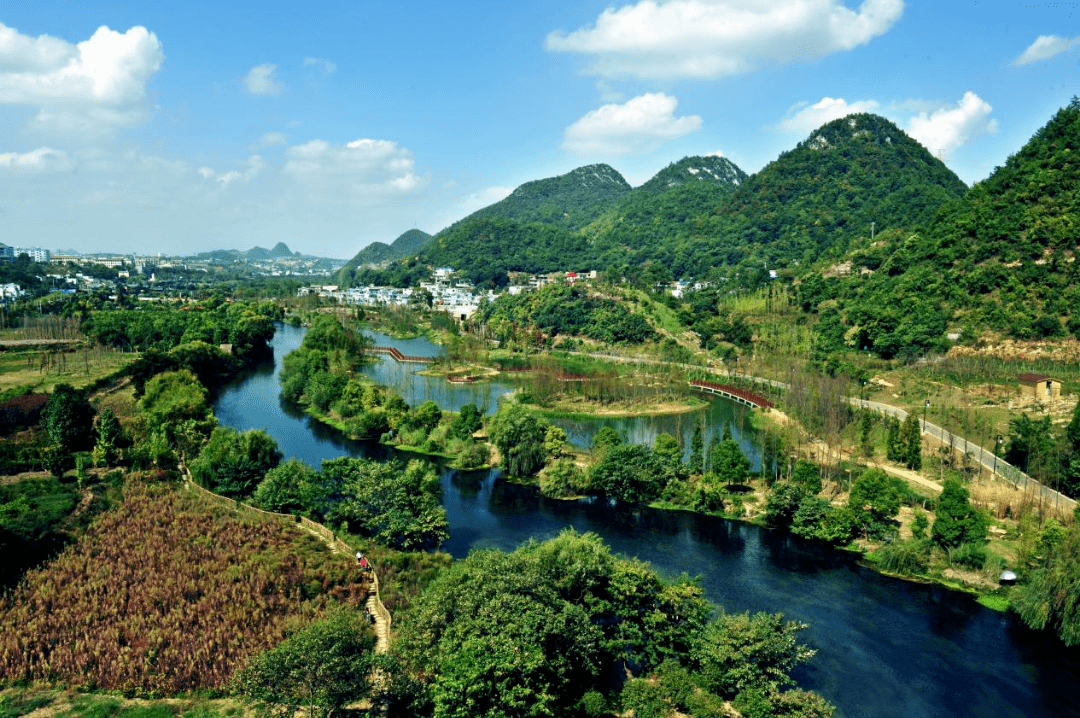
[213,324,1080,718]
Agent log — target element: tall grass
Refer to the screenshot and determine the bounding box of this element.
[0,480,367,695]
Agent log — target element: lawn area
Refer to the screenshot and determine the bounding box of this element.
[0,346,134,395]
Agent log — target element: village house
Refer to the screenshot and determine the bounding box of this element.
[1018,373,1062,402]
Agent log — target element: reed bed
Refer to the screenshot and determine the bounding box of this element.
[0,481,367,696]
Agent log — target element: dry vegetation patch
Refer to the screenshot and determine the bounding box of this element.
[0,481,367,696]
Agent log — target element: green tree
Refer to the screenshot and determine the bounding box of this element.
[847,468,902,538]
[764,482,806,528]
[711,437,750,487]
[234,610,376,718]
[591,426,623,457]
[410,400,443,434]
[931,478,988,549]
[190,427,283,498]
[449,403,483,441]
[691,611,817,698]
[544,425,568,459]
[689,422,704,474]
[253,459,319,514]
[322,457,448,550]
[589,443,666,504]
[790,460,822,495]
[1013,523,1080,646]
[791,497,856,545]
[885,416,903,463]
[137,369,216,456]
[92,407,123,467]
[653,432,684,480]
[901,413,922,470]
[487,403,549,478]
[40,383,95,452]
[395,530,710,718]
[860,412,874,457]
[539,458,585,498]
[1006,413,1055,476]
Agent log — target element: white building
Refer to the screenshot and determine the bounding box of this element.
[14,247,50,263]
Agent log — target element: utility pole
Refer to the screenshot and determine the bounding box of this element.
[871,221,876,240]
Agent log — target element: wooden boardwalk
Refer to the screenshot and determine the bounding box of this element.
[370,346,430,364]
[688,380,774,410]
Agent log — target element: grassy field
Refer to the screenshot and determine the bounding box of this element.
[0,346,134,395]
[0,688,250,718]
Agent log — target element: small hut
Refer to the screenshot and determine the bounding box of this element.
[1018,373,1061,401]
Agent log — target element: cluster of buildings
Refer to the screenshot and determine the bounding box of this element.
[299,268,495,320]
[0,244,51,263]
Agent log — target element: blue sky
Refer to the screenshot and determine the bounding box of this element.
[1,0,1077,258]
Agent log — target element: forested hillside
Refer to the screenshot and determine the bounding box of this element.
[801,98,1080,355]
[347,101,1080,351]
[338,229,432,285]
[407,114,972,287]
[457,163,631,231]
[584,156,748,275]
[423,218,590,287]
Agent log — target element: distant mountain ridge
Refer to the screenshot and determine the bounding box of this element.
[336,229,433,286]
[192,242,296,262]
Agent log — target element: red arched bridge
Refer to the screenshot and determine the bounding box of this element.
[370,346,430,363]
[688,380,774,410]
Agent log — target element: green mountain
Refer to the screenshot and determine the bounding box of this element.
[388,228,433,257]
[635,155,747,195]
[584,156,749,268]
[709,113,967,267]
[337,229,433,286]
[245,246,270,260]
[423,218,589,288]
[268,242,294,258]
[420,159,746,286]
[801,99,1080,356]
[413,164,631,286]
[453,163,631,232]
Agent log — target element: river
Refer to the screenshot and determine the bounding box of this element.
[213,323,1080,718]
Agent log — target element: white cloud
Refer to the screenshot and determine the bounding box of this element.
[283,138,422,196]
[0,23,163,135]
[303,57,337,74]
[906,91,998,158]
[198,155,265,186]
[595,81,624,102]
[546,0,903,79]
[258,131,287,146]
[563,92,702,155]
[0,147,74,172]
[705,149,724,157]
[777,96,880,133]
[245,64,283,95]
[0,22,73,71]
[1014,34,1080,66]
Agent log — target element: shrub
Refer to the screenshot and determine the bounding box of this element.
[949,541,987,570]
[874,539,930,575]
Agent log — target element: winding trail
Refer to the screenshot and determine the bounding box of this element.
[180,474,392,654]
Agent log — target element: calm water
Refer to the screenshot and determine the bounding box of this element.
[213,324,1080,718]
